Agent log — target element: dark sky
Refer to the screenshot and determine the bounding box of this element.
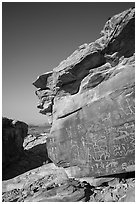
[2,2,135,125]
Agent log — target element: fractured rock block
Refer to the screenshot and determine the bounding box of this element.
[33,8,135,177]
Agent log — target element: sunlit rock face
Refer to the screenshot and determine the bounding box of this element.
[33,8,135,177]
[2,117,28,168]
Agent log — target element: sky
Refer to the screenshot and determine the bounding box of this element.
[2,2,135,125]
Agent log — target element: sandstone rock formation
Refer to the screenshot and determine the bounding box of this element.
[2,163,135,202]
[2,117,28,169]
[33,8,135,178]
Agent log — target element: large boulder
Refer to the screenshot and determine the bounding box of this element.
[2,117,28,168]
[33,8,135,177]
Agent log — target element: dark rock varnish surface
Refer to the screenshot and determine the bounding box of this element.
[33,8,135,178]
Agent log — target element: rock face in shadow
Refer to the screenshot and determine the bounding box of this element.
[2,117,28,169]
[3,126,51,181]
[33,8,135,177]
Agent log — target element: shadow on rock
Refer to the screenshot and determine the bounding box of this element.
[2,142,52,181]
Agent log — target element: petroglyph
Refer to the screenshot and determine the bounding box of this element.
[86,146,93,163]
[106,161,118,170]
[126,97,135,114]
[66,126,73,139]
[121,162,128,170]
[76,123,86,135]
[51,91,135,176]
[62,97,134,169]
[93,151,111,162]
[112,133,134,157]
[116,126,129,138]
[119,95,135,116]
[106,127,118,137]
[100,112,112,127]
[71,144,80,160]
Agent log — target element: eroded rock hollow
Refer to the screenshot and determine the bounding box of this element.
[33,8,135,178]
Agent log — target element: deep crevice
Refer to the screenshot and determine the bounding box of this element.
[58,107,82,119]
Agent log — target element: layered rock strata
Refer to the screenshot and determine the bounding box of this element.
[2,117,28,169]
[33,8,135,177]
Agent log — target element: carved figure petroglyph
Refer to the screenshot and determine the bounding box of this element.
[126,97,135,114]
[100,112,112,127]
[59,91,135,176]
[66,126,73,139]
[119,95,135,116]
[122,162,127,170]
[93,150,110,162]
[71,144,80,160]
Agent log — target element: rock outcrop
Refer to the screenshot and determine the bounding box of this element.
[2,117,28,169]
[33,8,135,178]
[3,124,51,180]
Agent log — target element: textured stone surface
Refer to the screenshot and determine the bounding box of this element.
[2,117,28,169]
[33,8,135,177]
[2,163,135,202]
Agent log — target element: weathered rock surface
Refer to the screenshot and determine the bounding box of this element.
[33,8,135,178]
[2,117,28,169]
[2,163,135,202]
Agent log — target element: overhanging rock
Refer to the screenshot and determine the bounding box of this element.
[33,8,135,177]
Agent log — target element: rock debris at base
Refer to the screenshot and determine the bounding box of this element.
[2,163,135,202]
